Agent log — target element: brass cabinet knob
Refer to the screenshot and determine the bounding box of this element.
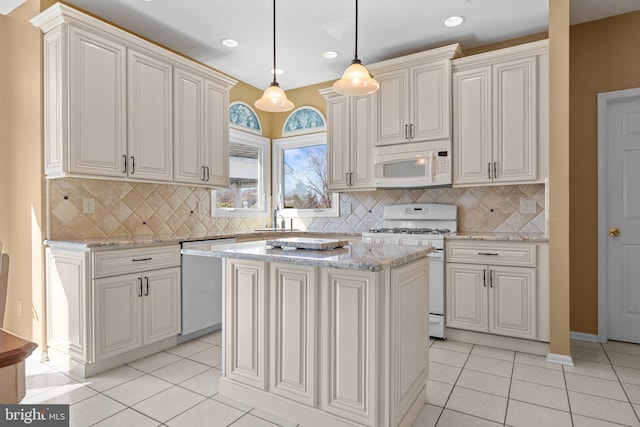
[609,227,621,237]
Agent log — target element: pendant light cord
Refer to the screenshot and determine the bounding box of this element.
[272,0,277,85]
[354,0,359,62]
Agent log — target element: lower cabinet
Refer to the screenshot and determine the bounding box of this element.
[95,267,181,360]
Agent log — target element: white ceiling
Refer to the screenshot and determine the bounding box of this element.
[61,0,640,90]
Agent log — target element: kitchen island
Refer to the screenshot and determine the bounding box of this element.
[181,239,433,427]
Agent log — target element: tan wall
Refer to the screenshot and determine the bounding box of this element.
[3,0,46,344]
[230,82,273,138]
[0,15,9,259]
[569,10,640,334]
[269,81,332,139]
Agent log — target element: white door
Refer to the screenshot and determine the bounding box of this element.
[174,67,205,184]
[203,79,230,187]
[326,94,351,191]
[489,266,536,340]
[604,92,640,343]
[446,263,488,332]
[411,61,450,142]
[142,267,181,345]
[374,68,410,146]
[351,95,375,189]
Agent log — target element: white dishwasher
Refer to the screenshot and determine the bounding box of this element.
[179,238,236,343]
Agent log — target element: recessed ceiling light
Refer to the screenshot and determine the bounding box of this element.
[323,50,339,59]
[221,38,239,48]
[443,16,465,28]
[270,68,284,75]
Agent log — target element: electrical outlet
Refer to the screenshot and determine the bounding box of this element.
[519,199,537,214]
[198,201,208,215]
[83,198,95,214]
[341,202,352,214]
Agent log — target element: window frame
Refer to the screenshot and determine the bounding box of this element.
[272,132,339,218]
[211,128,271,217]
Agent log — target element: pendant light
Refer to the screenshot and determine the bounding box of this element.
[332,0,379,96]
[255,0,294,112]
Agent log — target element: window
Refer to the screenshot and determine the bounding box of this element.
[272,132,339,217]
[212,128,270,217]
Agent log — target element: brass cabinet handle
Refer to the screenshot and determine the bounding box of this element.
[609,227,621,237]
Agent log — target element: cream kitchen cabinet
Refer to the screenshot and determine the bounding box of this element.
[173,67,230,187]
[452,40,549,186]
[33,4,236,185]
[368,44,462,146]
[320,88,375,191]
[45,244,181,377]
[446,240,549,341]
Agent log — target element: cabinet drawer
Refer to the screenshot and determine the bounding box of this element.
[93,245,180,278]
[446,242,536,267]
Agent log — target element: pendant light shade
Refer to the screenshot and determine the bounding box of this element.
[255,0,294,112]
[332,0,379,96]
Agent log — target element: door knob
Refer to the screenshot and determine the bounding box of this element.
[609,227,621,237]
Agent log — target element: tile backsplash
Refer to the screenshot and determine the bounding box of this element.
[47,178,545,240]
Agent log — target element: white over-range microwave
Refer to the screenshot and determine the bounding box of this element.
[373,142,452,188]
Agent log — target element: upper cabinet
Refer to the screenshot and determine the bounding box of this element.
[452,40,549,186]
[368,44,462,146]
[320,89,375,192]
[32,4,236,186]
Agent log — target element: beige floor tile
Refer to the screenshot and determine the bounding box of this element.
[410,404,442,427]
[22,380,97,405]
[607,351,640,370]
[514,353,563,371]
[133,385,206,423]
[614,366,640,386]
[150,358,210,384]
[24,371,76,400]
[437,409,502,427]
[179,367,222,397]
[197,330,222,346]
[92,408,160,427]
[429,347,469,368]
[512,363,565,389]
[165,339,213,358]
[563,359,618,380]
[505,399,572,427]
[426,379,454,407]
[565,372,628,401]
[604,341,640,356]
[231,414,279,427]
[432,340,474,354]
[622,382,640,404]
[126,351,182,373]
[472,345,515,362]
[69,394,127,426]
[457,369,511,397]
[465,354,513,378]
[571,347,610,364]
[250,408,298,427]
[103,374,173,406]
[508,379,570,411]
[572,414,632,427]
[445,386,507,423]
[428,362,462,384]
[186,345,223,367]
[165,398,244,427]
[81,365,145,392]
[571,339,604,351]
[568,391,640,426]
[212,393,254,412]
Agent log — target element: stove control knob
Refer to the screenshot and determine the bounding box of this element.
[609,227,621,237]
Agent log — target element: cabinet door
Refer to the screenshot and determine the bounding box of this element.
[270,264,317,406]
[492,57,537,183]
[94,274,141,360]
[321,269,377,426]
[142,267,181,345]
[351,95,375,189]
[68,26,126,177]
[411,61,450,142]
[225,259,267,389]
[489,266,537,339]
[174,67,205,184]
[326,95,351,191]
[127,49,173,182]
[204,79,229,187]
[446,263,488,332]
[452,67,492,186]
[374,68,410,146]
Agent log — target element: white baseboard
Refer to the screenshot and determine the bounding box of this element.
[546,352,574,367]
[570,331,600,342]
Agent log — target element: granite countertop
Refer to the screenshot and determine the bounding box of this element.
[44,231,361,249]
[446,232,548,242]
[181,240,434,272]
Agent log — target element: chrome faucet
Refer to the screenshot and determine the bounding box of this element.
[272,205,280,229]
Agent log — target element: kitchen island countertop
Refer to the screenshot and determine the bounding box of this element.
[181,240,434,272]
